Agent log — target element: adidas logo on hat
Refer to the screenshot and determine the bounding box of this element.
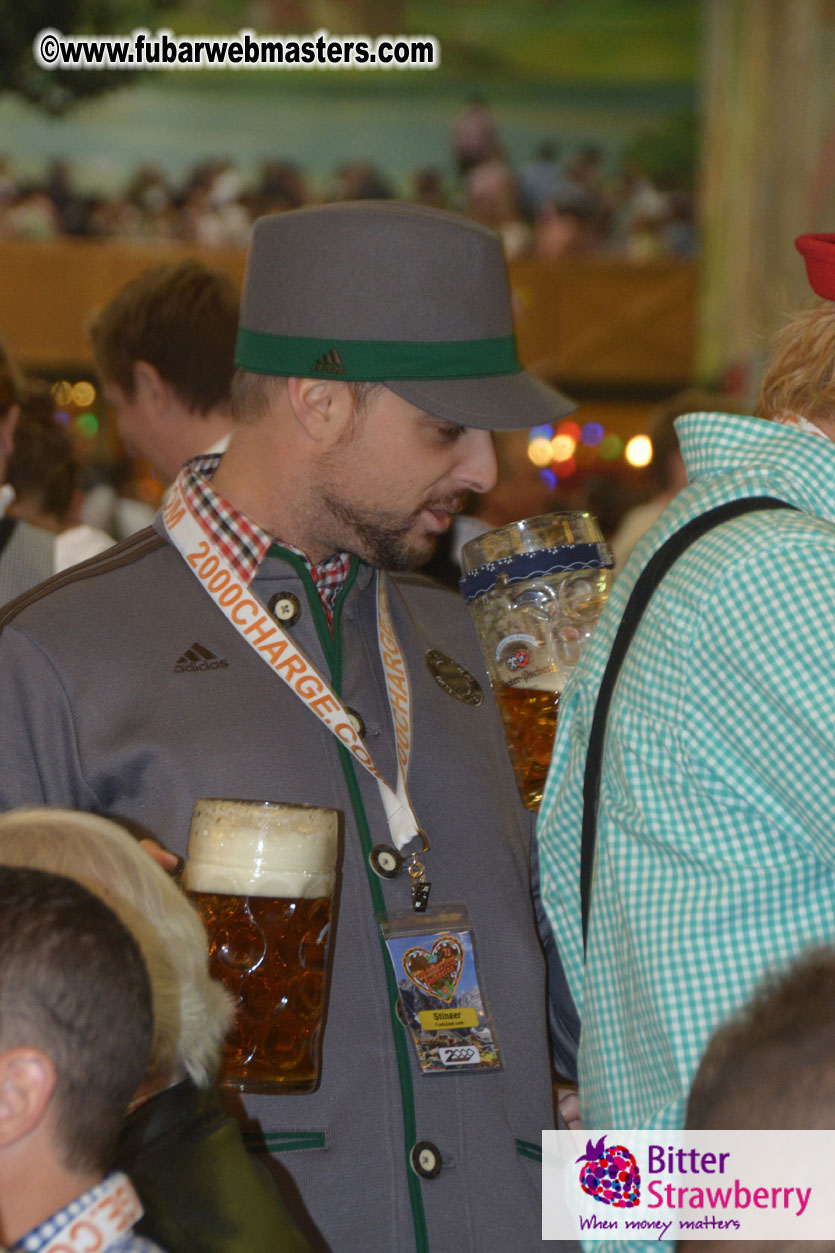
[311,349,347,376]
[174,643,229,673]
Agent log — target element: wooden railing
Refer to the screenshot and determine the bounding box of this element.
[0,239,698,389]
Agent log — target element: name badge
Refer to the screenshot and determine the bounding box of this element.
[379,904,502,1074]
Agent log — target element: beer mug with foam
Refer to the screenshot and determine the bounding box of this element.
[184,798,339,1093]
[460,512,613,809]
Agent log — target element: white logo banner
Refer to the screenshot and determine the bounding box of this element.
[543,1129,835,1241]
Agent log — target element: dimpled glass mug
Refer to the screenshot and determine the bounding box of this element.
[184,798,339,1094]
[460,512,613,809]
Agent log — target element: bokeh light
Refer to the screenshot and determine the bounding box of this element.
[550,433,577,462]
[581,422,604,446]
[528,436,554,467]
[557,419,582,443]
[55,411,71,425]
[625,434,653,467]
[599,434,623,461]
[76,413,99,439]
[71,381,96,408]
[539,468,558,490]
[556,456,577,478]
[51,380,73,407]
[529,424,554,442]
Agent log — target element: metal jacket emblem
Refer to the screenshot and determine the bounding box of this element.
[425,649,483,706]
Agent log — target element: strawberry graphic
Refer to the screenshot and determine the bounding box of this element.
[576,1136,640,1208]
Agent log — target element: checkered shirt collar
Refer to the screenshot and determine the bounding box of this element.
[180,452,352,619]
[11,1172,156,1253]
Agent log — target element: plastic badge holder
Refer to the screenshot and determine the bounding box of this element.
[378,904,503,1074]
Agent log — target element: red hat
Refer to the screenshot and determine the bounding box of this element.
[795,233,835,300]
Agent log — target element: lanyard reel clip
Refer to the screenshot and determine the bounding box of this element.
[408,829,431,913]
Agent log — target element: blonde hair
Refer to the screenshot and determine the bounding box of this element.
[756,303,835,429]
[0,808,233,1088]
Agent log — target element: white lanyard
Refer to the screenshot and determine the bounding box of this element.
[161,473,423,855]
[31,1173,142,1253]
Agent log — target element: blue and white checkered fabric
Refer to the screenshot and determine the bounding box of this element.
[16,1190,89,1252]
[12,1173,165,1253]
[537,412,835,1251]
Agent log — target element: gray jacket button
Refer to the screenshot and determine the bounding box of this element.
[410,1141,442,1179]
[268,592,301,625]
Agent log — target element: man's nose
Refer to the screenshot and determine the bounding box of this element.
[457,429,497,495]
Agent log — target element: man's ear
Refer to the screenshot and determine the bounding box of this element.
[132,361,170,414]
[0,1049,56,1147]
[285,378,355,445]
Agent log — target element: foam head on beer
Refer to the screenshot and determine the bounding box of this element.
[184,798,338,899]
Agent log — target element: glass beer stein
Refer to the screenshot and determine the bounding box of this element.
[460,512,613,809]
[184,798,339,1094]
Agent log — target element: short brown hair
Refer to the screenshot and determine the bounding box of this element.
[756,303,835,429]
[89,261,239,415]
[0,865,152,1173]
[229,368,287,422]
[7,383,78,524]
[687,951,835,1131]
[230,368,380,424]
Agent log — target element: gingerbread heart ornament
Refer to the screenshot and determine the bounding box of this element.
[402,936,464,1003]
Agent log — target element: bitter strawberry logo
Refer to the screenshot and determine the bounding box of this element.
[577,1136,641,1208]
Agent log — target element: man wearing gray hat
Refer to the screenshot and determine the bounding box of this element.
[0,202,577,1252]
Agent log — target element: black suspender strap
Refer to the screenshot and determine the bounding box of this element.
[580,496,797,951]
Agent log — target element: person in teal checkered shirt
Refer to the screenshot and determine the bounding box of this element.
[538,271,835,1156]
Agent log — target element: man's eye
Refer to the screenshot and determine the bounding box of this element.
[434,424,464,443]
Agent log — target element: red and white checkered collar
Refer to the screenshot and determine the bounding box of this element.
[179,452,352,624]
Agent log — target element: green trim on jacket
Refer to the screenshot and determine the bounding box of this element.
[268,547,430,1253]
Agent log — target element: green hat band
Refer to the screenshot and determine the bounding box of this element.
[235,327,521,381]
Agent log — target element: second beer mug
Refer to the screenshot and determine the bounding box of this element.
[184,798,339,1094]
[460,512,613,809]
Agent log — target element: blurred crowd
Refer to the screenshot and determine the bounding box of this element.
[0,98,696,261]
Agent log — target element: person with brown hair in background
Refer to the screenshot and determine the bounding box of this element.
[6,379,115,573]
[0,343,55,603]
[88,260,239,484]
[686,950,835,1135]
[681,952,835,1253]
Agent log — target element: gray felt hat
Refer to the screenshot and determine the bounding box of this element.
[235,200,575,431]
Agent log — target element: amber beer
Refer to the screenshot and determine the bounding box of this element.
[184,799,338,1094]
[461,511,613,810]
[495,678,562,810]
